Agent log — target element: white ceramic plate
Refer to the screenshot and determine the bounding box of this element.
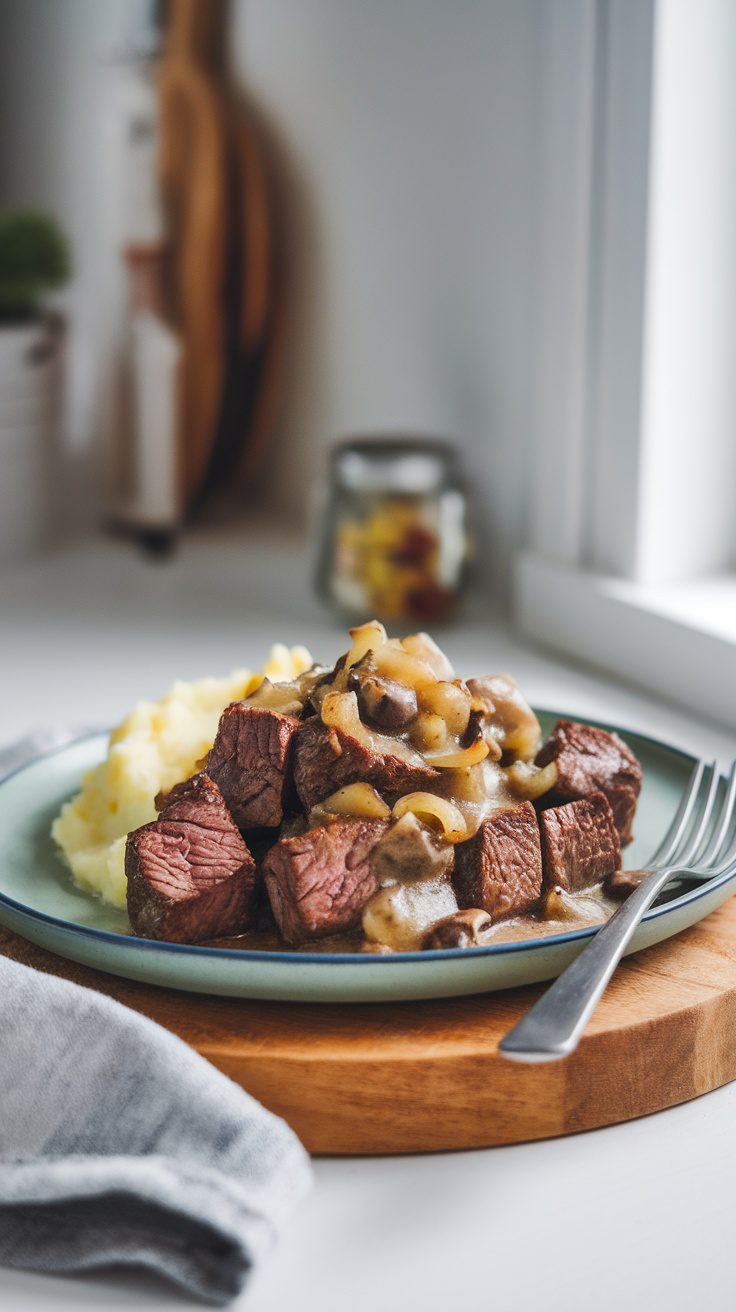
[0,717,729,1002]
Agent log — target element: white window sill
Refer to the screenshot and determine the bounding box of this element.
[514,552,736,731]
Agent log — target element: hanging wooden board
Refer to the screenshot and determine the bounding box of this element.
[3,902,736,1155]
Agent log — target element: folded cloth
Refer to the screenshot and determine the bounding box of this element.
[0,953,313,1305]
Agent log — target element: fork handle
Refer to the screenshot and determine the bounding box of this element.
[498,867,674,1063]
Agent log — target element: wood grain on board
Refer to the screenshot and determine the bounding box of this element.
[3,901,736,1155]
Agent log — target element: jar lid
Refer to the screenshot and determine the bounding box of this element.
[331,436,461,496]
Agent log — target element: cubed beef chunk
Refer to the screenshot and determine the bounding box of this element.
[535,719,642,844]
[292,717,440,812]
[539,792,621,892]
[605,867,648,900]
[262,818,388,945]
[155,770,222,822]
[126,772,257,942]
[453,801,543,920]
[206,703,300,829]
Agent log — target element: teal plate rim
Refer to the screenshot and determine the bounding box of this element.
[0,717,722,968]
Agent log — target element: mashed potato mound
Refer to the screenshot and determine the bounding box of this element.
[51,644,313,909]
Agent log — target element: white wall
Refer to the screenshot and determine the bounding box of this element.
[231,0,541,596]
[0,0,542,595]
[0,0,131,462]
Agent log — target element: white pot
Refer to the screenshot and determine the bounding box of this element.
[0,318,64,562]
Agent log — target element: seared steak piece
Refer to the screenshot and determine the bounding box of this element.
[454,801,543,920]
[263,818,388,945]
[155,770,217,819]
[207,703,300,829]
[539,792,621,892]
[126,772,257,943]
[535,719,642,844]
[292,717,440,811]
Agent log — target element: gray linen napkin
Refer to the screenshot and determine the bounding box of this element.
[0,732,313,1305]
[0,954,313,1304]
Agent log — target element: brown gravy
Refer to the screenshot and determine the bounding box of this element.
[205,883,617,954]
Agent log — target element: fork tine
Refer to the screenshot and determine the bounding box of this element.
[699,760,736,870]
[670,761,720,868]
[710,763,736,874]
[647,759,706,867]
[715,824,736,876]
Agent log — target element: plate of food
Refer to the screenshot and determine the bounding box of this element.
[0,621,729,1002]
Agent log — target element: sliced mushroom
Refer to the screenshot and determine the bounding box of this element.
[463,705,503,762]
[362,877,458,951]
[320,689,424,765]
[370,812,454,883]
[306,655,347,713]
[245,677,304,718]
[347,665,418,729]
[423,908,492,950]
[248,664,331,718]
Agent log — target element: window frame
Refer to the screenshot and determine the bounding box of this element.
[516,0,736,731]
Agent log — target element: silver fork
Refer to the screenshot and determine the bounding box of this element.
[499,758,736,1063]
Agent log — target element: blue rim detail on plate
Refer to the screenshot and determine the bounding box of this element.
[0,720,726,967]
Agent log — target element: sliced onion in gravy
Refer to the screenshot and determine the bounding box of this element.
[320,690,424,765]
[424,739,491,769]
[417,679,471,736]
[400,632,455,679]
[345,620,388,668]
[316,782,391,821]
[372,644,438,691]
[410,712,449,752]
[392,792,467,843]
[504,759,557,800]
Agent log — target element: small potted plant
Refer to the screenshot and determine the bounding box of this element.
[0,210,71,560]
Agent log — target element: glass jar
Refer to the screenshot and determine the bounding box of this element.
[316,436,471,623]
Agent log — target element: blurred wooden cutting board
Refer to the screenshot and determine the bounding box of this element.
[4,899,736,1154]
[158,0,280,512]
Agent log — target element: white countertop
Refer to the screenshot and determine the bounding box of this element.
[2,527,735,1312]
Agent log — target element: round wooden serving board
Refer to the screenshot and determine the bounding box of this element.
[4,905,736,1155]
